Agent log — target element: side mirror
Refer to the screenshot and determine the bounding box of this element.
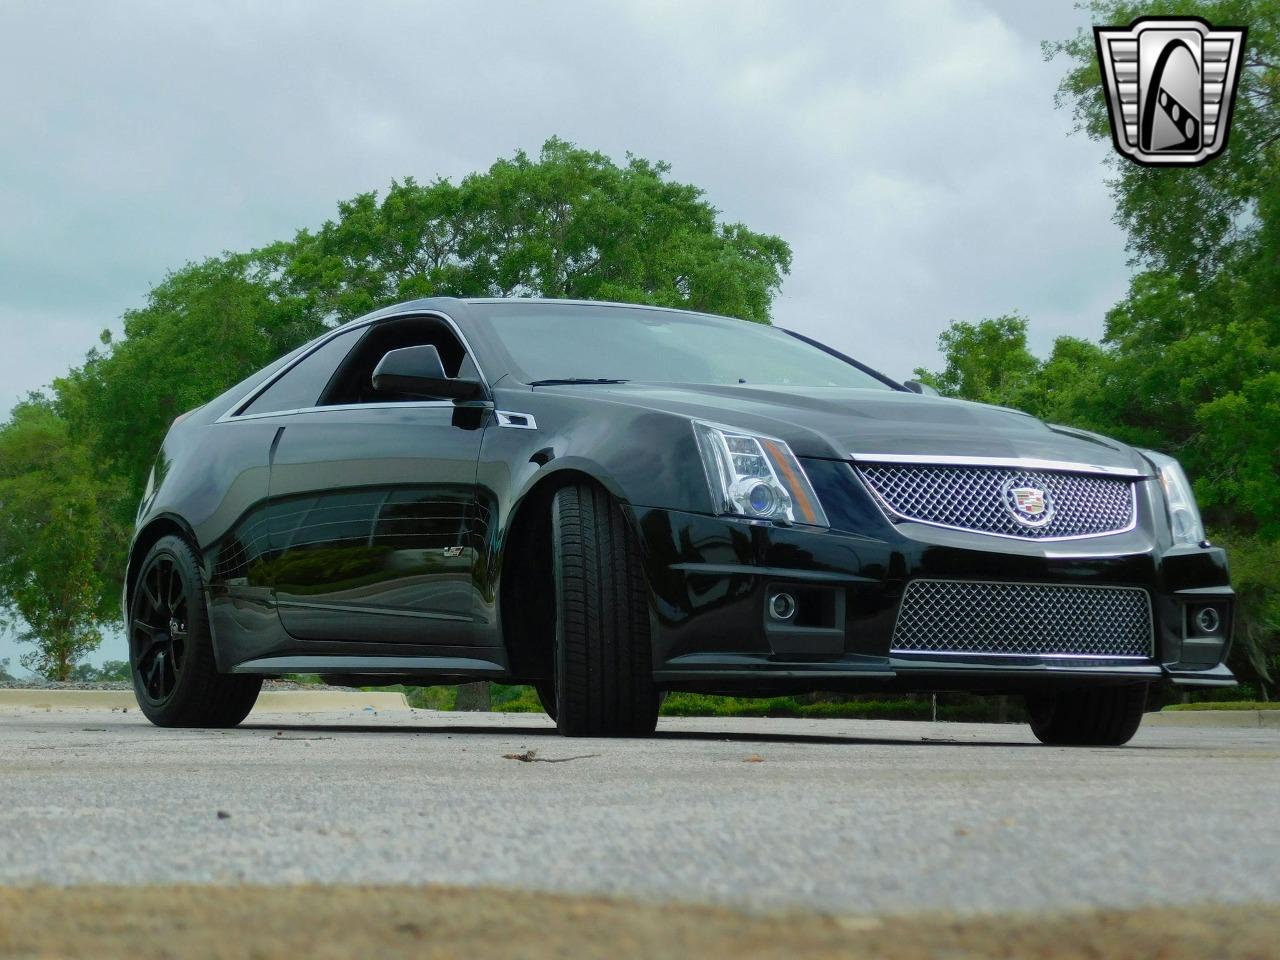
[371,345,483,400]
[903,379,941,397]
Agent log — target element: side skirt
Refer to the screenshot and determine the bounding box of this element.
[229,654,508,683]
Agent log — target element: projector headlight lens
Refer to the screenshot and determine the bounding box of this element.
[693,420,828,527]
[1143,449,1206,546]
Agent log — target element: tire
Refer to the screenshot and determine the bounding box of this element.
[1026,683,1148,746]
[128,535,262,727]
[533,679,557,721]
[551,484,660,737]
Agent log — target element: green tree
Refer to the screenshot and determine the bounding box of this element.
[0,399,125,680]
[68,660,131,683]
[278,137,790,326]
[913,314,1041,408]
[0,658,14,682]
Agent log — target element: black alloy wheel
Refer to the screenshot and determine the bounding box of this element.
[131,552,189,704]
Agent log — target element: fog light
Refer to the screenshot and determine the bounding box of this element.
[1195,606,1221,634]
[768,591,796,621]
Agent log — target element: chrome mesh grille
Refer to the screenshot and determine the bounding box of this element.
[858,464,1135,539]
[892,580,1153,658]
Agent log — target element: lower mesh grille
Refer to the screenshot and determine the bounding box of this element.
[891,580,1153,659]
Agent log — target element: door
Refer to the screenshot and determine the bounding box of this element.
[265,314,489,647]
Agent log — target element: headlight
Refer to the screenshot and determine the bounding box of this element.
[1143,450,1205,546]
[692,420,828,527]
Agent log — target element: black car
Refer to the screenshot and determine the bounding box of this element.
[125,298,1235,743]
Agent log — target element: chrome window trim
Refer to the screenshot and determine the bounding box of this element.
[849,452,1146,478]
[223,399,472,423]
[857,473,1140,543]
[216,308,489,424]
[889,578,1155,660]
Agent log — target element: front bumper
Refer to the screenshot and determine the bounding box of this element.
[631,460,1235,695]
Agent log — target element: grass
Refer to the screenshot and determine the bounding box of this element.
[656,692,1004,722]
[1164,700,1277,711]
[383,683,1019,722]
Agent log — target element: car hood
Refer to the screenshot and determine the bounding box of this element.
[541,382,1148,471]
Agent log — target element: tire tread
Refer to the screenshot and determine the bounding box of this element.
[553,485,658,737]
[1028,683,1147,746]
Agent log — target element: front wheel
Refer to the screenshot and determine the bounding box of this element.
[128,535,262,727]
[550,484,660,737]
[1026,683,1148,746]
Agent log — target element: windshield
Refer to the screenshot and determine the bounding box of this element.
[473,302,896,389]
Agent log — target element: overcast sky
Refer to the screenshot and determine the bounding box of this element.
[0,1,1129,670]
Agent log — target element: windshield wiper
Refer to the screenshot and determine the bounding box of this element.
[528,378,631,386]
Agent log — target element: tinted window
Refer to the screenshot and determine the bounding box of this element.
[239,328,364,416]
[474,303,894,389]
[320,315,477,405]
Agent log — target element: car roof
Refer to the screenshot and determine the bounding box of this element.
[333,296,737,332]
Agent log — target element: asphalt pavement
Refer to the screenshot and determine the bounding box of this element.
[2,707,1277,916]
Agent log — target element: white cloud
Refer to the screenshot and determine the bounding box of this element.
[0,0,1128,408]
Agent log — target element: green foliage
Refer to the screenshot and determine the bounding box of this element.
[68,660,131,683]
[397,683,543,713]
[1212,530,1280,693]
[400,685,458,711]
[0,399,126,679]
[913,314,1041,409]
[659,693,1015,722]
[0,658,14,682]
[488,684,545,713]
[279,138,791,326]
[1165,700,1280,709]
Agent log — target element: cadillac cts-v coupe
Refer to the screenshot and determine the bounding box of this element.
[125,298,1235,743]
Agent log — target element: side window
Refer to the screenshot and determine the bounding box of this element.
[238,328,364,416]
[319,315,477,406]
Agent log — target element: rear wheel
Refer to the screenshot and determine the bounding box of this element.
[551,484,660,737]
[1026,683,1148,746]
[129,535,262,727]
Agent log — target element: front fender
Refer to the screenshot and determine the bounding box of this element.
[481,388,715,517]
